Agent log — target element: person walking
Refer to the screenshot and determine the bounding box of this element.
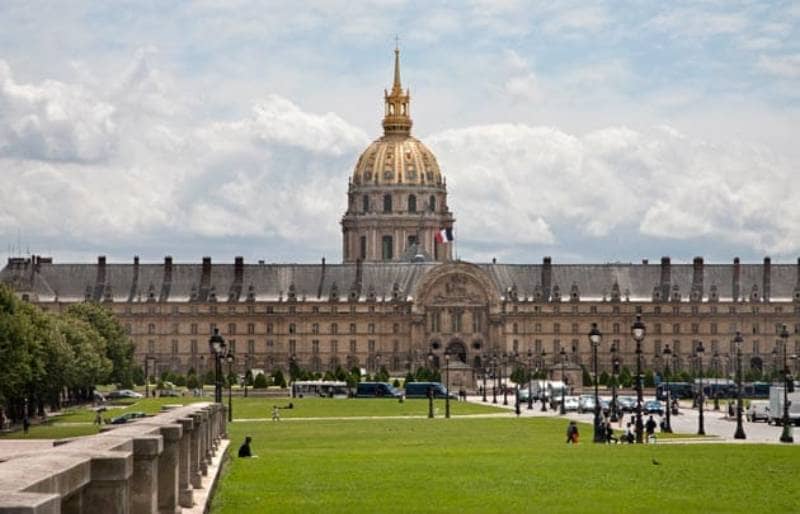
[645,415,657,443]
[271,405,281,421]
[22,415,30,434]
[624,423,635,443]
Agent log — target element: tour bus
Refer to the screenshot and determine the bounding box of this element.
[531,380,566,403]
[355,382,403,399]
[656,382,694,401]
[404,382,456,399]
[742,382,771,398]
[693,378,736,398]
[291,380,349,399]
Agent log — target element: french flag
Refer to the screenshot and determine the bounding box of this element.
[435,227,454,244]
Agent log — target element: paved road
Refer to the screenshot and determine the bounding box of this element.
[466,395,799,444]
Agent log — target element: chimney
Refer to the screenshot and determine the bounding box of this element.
[660,257,671,301]
[763,257,771,302]
[733,257,741,302]
[642,259,648,265]
[160,256,173,302]
[542,256,552,301]
[164,256,173,273]
[129,256,140,302]
[692,257,704,295]
[234,256,244,282]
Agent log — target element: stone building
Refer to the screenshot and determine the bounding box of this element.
[2,49,800,388]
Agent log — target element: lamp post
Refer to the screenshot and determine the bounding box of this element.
[144,355,152,399]
[502,352,509,406]
[226,352,234,422]
[427,352,434,418]
[662,343,672,433]
[733,332,746,439]
[208,328,226,403]
[610,343,620,423]
[243,355,250,398]
[779,325,794,443]
[695,341,705,435]
[631,315,646,444]
[492,353,498,404]
[713,350,720,410]
[560,347,567,415]
[589,323,604,443]
[540,350,548,412]
[444,352,451,419]
[482,354,488,402]
[527,349,534,410]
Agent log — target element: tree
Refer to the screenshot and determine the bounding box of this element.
[581,365,592,387]
[272,369,287,388]
[253,373,268,389]
[599,370,610,386]
[643,369,656,388]
[403,372,415,387]
[510,366,527,384]
[65,303,135,387]
[186,374,200,390]
[376,365,390,382]
[619,366,633,388]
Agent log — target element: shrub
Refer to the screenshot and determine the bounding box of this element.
[186,374,199,390]
[253,373,269,389]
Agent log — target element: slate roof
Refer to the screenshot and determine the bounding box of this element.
[2,257,798,303]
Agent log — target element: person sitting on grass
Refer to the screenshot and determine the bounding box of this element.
[605,421,618,444]
[272,405,281,421]
[566,420,579,444]
[238,436,255,458]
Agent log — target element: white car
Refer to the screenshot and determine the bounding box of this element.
[563,396,579,411]
[746,401,769,422]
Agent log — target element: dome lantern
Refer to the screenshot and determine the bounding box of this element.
[382,46,412,137]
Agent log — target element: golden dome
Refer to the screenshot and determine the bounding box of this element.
[352,136,442,186]
[351,46,443,187]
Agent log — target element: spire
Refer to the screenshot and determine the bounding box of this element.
[383,43,412,137]
[392,44,402,94]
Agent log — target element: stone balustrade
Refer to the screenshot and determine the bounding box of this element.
[0,402,227,514]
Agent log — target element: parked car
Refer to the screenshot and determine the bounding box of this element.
[404,382,455,399]
[578,395,596,413]
[616,396,637,412]
[563,396,579,411]
[109,412,147,424]
[356,382,403,399]
[643,400,664,416]
[746,400,769,422]
[107,389,144,399]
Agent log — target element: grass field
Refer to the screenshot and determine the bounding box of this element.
[213,417,800,514]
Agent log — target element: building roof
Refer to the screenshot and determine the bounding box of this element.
[3,256,798,304]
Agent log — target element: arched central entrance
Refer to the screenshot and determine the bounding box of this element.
[446,340,467,363]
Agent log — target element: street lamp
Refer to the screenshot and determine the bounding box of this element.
[540,350,548,412]
[610,343,620,423]
[502,352,509,406]
[527,348,534,410]
[226,352,235,422]
[589,323,604,443]
[733,332,746,440]
[490,353,498,404]
[695,340,705,436]
[243,355,250,398]
[631,314,646,444]
[481,354,488,402]
[662,343,672,432]
[208,328,226,403]
[144,355,156,399]
[427,352,435,418]
[779,325,794,443]
[444,352,451,419]
[560,347,567,415]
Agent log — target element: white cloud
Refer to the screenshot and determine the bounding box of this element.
[757,54,800,78]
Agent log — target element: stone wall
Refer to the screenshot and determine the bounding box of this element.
[0,402,226,514]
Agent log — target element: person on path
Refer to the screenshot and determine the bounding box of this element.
[94,410,103,426]
[238,436,254,457]
[272,405,280,421]
[624,423,635,444]
[645,415,657,442]
[22,415,30,434]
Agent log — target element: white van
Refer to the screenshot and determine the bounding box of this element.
[767,386,800,426]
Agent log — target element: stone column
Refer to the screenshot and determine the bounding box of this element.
[157,424,182,514]
[130,435,163,514]
[199,410,209,475]
[189,413,203,489]
[82,451,133,514]
[177,417,194,508]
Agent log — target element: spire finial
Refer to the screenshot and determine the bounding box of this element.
[392,36,402,93]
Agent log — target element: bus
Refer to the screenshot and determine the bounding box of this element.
[656,382,693,401]
[693,378,736,398]
[291,380,349,398]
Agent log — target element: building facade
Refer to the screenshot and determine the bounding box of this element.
[3,50,800,386]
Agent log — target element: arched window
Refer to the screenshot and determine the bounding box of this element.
[383,194,392,213]
[429,195,436,212]
[382,235,393,260]
[408,194,416,213]
[362,195,369,213]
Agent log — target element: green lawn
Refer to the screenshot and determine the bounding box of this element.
[212,416,800,514]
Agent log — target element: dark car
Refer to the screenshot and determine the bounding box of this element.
[107,389,144,400]
[404,382,456,399]
[616,396,637,412]
[355,382,402,398]
[109,412,148,424]
[643,400,664,416]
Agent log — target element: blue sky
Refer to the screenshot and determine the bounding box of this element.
[1,1,799,264]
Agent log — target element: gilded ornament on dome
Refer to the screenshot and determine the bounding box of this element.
[383,169,394,181]
[364,170,372,181]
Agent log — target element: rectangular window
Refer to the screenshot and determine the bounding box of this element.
[210,323,217,334]
[430,311,440,332]
[332,323,339,335]
[612,323,619,334]
[691,323,699,335]
[190,340,197,354]
[752,323,759,335]
[368,340,376,352]
[672,323,680,334]
[382,235,393,260]
[554,323,561,334]
[171,340,178,355]
[711,323,718,335]
[267,323,273,334]
[266,339,274,348]
[229,340,236,354]
[451,311,462,333]
[349,323,356,334]
[360,236,367,260]
[571,323,578,334]
[148,340,156,354]
[228,323,236,335]
[289,340,296,354]
[350,340,357,354]
[312,340,320,354]
[368,323,375,334]
[331,340,338,354]
[289,323,296,334]
[191,323,198,335]
[312,323,320,335]
[248,340,255,354]
[248,323,255,335]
